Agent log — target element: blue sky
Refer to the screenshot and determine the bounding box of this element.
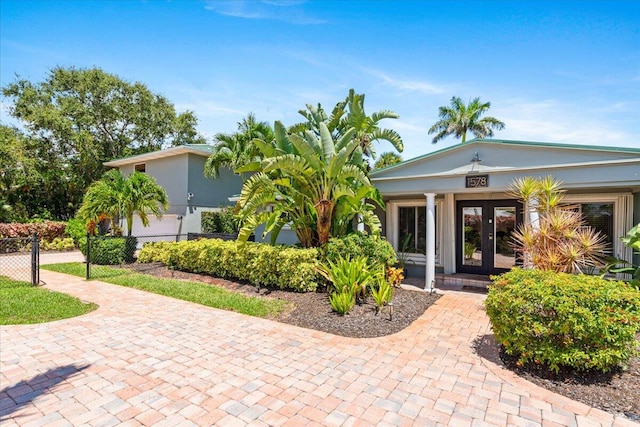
[1,0,639,160]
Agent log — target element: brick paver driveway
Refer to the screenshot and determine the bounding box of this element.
[1,270,636,426]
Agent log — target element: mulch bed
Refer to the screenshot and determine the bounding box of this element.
[124,262,639,421]
[124,262,440,338]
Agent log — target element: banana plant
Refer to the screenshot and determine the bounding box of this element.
[236,120,379,247]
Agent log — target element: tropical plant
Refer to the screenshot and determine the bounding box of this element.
[77,169,169,236]
[428,96,505,144]
[293,89,404,159]
[329,289,355,316]
[317,255,381,301]
[373,152,402,170]
[507,176,608,273]
[204,113,274,180]
[236,120,380,247]
[370,275,395,314]
[602,223,640,288]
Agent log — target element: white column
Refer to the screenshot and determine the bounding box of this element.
[424,193,436,293]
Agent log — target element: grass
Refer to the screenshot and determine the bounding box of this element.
[43,263,289,318]
[0,276,97,325]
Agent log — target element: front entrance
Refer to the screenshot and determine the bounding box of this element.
[456,200,522,275]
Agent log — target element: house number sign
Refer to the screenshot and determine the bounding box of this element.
[466,174,489,188]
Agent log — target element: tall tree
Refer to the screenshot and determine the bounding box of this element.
[428,96,505,144]
[204,113,273,180]
[2,66,204,218]
[293,89,403,159]
[78,169,169,236]
[373,152,403,170]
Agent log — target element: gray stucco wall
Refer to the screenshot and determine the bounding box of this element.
[127,155,189,216]
[186,154,243,209]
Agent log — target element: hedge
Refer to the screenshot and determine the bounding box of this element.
[321,233,397,268]
[138,239,319,292]
[79,236,138,265]
[486,268,640,373]
[0,221,67,242]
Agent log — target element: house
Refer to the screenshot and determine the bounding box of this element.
[371,139,640,291]
[104,144,242,237]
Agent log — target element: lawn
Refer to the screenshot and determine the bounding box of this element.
[43,263,289,318]
[0,276,97,325]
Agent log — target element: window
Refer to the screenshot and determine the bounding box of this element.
[580,203,614,246]
[398,206,437,254]
[134,163,146,173]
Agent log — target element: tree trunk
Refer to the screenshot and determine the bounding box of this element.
[315,199,334,245]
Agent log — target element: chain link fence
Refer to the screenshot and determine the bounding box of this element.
[84,233,187,279]
[0,235,40,284]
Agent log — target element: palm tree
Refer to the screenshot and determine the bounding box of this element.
[204,113,274,180]
[373,152,402,170]
[236,121,379,247]
[78,169,169,236]
[428,96,505,144]
[293,89,404,159]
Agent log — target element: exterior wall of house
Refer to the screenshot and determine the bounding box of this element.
[373,141,640,280]
[186,154,242,209]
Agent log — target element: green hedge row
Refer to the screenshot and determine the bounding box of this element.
[486,268,640,373]
[139,239,319,292]
[79,236,137,265]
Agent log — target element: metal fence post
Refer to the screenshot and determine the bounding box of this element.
[86,232,91,280]
[31,233,39,286]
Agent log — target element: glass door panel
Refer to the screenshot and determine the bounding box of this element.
[462,207,482,266]
[494,207,516,269]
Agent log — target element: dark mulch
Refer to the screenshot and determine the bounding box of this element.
[474,334,640,422]
[123,262,440,338]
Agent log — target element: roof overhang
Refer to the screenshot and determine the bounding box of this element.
[104,145,213,167]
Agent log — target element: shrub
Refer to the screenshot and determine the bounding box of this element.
[321,233,397,268]
[143,239,319,292]
[329,290,355,315]
[317,255,381,303]
[486,268,640,373]
[370,276,395,315]
[65,218,87,244]
[138,241,173,264]
[386,266,404,287]
[0,221,66,242]
[201,208,238,233]
[40,237,76,251]
[80,236,137,265]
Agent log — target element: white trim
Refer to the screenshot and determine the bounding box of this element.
[372,157,640,182]
[386,198,443,266]
[104,145,213,167]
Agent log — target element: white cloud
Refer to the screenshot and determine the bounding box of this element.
[492,98,640,148]
[364,69,446,96]
[204,0,326,25]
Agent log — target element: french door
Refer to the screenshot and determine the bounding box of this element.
[456,200,522,275]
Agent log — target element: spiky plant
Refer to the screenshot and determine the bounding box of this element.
[508,176,608,273]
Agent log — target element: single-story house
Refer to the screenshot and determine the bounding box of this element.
[104,144,242,237]
[371,139,640,291]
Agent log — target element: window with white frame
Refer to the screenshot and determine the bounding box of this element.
[388,199,442,265]
[563,193,633,260]
[578,203,614,246]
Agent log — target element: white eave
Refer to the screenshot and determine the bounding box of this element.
[104,145,213,167]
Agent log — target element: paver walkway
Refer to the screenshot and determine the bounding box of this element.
[1,269,636,426]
